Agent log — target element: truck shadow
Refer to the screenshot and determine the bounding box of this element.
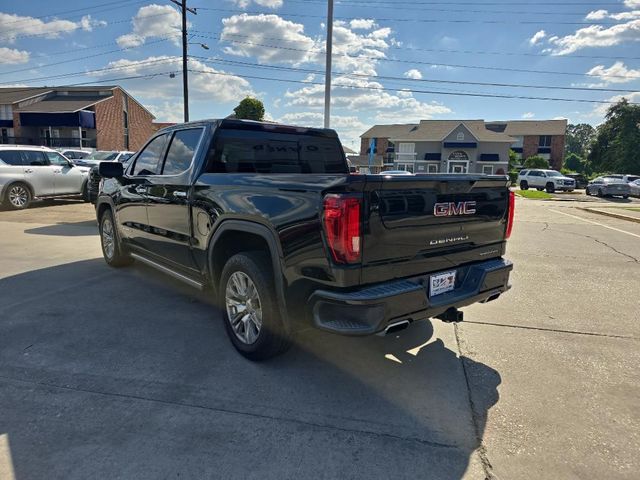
[24,221,97,237]
[0,259,500,480]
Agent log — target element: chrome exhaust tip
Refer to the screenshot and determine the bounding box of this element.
[379,319,410,336]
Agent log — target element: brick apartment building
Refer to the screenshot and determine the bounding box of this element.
[0,86,155,151]
[358,119,567,173]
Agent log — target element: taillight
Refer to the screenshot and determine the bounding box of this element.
[506,190,515,239]
[323,194,362,264]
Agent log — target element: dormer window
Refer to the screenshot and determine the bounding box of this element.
[456,132,464,141]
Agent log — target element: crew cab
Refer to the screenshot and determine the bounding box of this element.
[517,169,576,193]
[96,120,514,360]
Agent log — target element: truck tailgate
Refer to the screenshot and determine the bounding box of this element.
[360,174,510,284]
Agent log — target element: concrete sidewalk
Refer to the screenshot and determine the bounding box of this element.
[579,206,640,224]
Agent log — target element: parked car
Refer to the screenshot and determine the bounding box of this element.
[629,179,640,198]
[585,176,631,198]
[607,174,640,184]
[563,173,588,189]
[87,154,135,204]
[517,169,576,193]
[0,145,90,209]
[74,150,134,167]
[95,119,514,360]
[59,149,92,160]
[380,170,414,175]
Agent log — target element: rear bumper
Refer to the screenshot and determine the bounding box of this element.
[309,258,513,335]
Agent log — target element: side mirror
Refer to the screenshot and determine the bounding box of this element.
[99,161,124,178]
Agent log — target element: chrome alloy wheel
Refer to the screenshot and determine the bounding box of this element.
[8,185,28,208]
[101,216,115,260]
[225,271,263,345]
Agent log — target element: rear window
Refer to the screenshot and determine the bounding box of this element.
[207,129,347,174]
[0,150,22,166]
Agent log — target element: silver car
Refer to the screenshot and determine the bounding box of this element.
[0,145,90,209]
[585,176,631,199]
[630,179,640,198]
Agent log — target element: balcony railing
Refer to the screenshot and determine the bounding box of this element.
[0,136,97,148]
[395,152,417,162]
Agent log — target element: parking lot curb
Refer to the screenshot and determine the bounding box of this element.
[579,207,640,224]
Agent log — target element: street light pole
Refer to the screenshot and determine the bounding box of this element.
[323,0,334,129]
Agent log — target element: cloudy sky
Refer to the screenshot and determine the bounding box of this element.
[1,0,640,149]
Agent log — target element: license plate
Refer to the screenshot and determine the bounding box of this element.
[430,270,457,297]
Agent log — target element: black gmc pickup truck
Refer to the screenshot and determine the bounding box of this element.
[96,119,514,360]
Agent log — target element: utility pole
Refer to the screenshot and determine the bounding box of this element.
[170,0,197,122]
[323,0,334,129]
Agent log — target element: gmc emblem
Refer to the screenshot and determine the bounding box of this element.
[433,201,477,217]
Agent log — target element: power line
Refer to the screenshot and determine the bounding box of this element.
[186,68,638,105]
[188,54,639,94]
[190,32,640,79]
[194,7,622,25]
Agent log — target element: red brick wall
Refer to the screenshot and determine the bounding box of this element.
[550,135,565,170]
[12,110,21,137]
[360,137,389,155]
[94,88,154,151]
[522,136,538,160]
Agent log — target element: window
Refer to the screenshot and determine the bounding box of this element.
[397,163,415,173]
[44,151,69,166]
[133,134,168,176]
[0,150,22,165]
[427,163,438,173]
[528,170,542,177]
[456,131,465,141]
[21,151,48,166]
[162,129,203,175]
[0,104,12,121]
[539,135,552,147]
[482,165,494,175]
[208,130,347,174]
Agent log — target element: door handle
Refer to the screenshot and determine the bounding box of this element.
[24,169,33,174]
[173,191,187,198]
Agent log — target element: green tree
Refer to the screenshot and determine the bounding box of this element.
[508,149,519,170]
[588,99,640,174]
[524,155,549,169]
[565,123,596,157]
[233,97,265,121]
[563,152,586,173]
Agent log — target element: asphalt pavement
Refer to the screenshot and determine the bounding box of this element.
[0,197,638,479]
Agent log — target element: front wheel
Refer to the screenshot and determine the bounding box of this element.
[219,252,291,360]
[520,181,529,190]
[81,181,90,203]
[622,195,629,199]
[5,182,32,210]
[546,183,555,193]
[99,209,132,267]
[597,189,604,197]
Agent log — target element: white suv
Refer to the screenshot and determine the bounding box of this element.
[0,145,90,209]
[517,169,576,193]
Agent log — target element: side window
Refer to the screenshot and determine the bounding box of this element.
[162,128,203,175]
[132,134,168,176]
[45,151,69,166]
[528,171,539,177]
[520,170,528,176]
[21,151,48,166]
[0,150,23,166]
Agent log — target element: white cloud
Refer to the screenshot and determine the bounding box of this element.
[0,12,102,43]
[349,19,376,30]
[116,4,181,48]
[96,56,253,103]
[403,69,422,80]
[585,10,609,20]
[0,47,29,64]
[521,112,535,119]
[543,19,640,55]
[284,75,451,122]
[221,14,317,65]
[278,111,367,142]
[147,101,184,123]
[586,61,640,85]
[592,92,640,118]
[529,30,546,45]
[430,64,455,71]
[231,0,283,8]
[625,0,640,7]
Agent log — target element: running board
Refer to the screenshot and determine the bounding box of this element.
[130,253,205,290]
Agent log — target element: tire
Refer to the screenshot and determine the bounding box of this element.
[546,183,555,194]
[622,195,629,199]
[519,181,529,190]
[4,182,32,210]
[99,209,132,267]
[597,189,604,198]
[81,181,90,203]
[219,252,291,361]
[585,187,590,196]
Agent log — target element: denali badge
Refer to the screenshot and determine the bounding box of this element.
[430,235,469,246]
[433,201,477,217]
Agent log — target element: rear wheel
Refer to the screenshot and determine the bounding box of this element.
[585,187,591,196]
[546,183,555,193]
[622,195,629,199]
[219,252,291,360]
[99,209,132,267]
[519,181,529,190]
[4,182,31,210]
